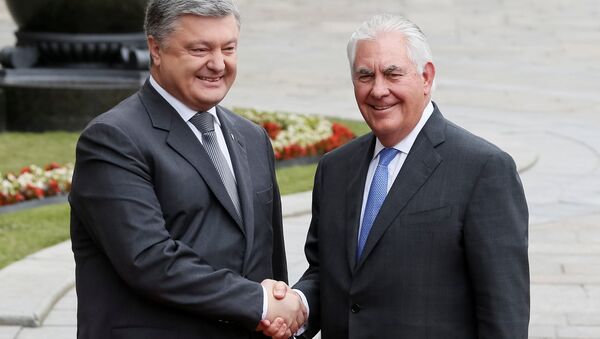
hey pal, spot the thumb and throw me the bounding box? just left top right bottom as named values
left=272, top=280, right=288, bottom=300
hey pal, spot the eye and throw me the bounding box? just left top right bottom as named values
left=222, top=46, right=236, bottom=54
left=357, top=74, right=374, bottom=82
left=189, top=48, right=208, bottom=55
left=387, top=73, right=403, bottom=80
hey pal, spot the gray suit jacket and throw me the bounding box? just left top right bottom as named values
left=295, top=103, right=529, bottom=338
left=70, top=81, right=287, bottom=339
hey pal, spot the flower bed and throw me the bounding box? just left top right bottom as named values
left=0, top=163, right=73, bottom=207
left=234, top=108, right=355, bottom=160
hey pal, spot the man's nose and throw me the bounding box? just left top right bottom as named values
left=207, top=51, right=225, bottom=72
left=370, top=76, right=390, bottom=98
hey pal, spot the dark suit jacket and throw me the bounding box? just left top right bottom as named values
left=295, top=104, right=529, bottom=339
left=69, top=81, right=287, bottom=339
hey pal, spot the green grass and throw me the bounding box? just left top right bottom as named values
left=0, top=203, right=71, bottom=269
left=276, top=163, right=319, bottom=196
left=0, top=116, right=368, bottom=269
left=0, top=132, right=79, bottom=173
left=0, top=132, right=78, bottom=174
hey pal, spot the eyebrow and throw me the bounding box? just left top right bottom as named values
left=355, top=67, right=374, bottom=76
left=186, top=38, right=238, bottom=47
left=382, top=65, right=402, bottom=73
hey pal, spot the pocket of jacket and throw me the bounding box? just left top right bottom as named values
left=403, top=206, right=452, bottom=225
left=255, top=185, right=273, bottom=204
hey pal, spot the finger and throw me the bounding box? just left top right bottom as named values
left=294, top=315, right=303, bottom=330
left=275, top=322, right=288, bottom=339
left=272, top=281, right=288, bottom=300
left=255, top=319, right=270, bottom=331
left=262, top=317, right=284, bottom=337
left=289, top=320, right=299, bottom=334
left=297, top=308, right=307, bottom=326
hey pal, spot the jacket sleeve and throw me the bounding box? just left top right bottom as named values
left=464, top=151, right=530, bottom=338
left=293, top=159, right=324, bottom=338
left=69, top=121, right=264, bottom=330
left=263, top=128, right=288, bottom=284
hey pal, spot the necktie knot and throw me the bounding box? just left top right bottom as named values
left=378, top=148, right=399, bottom=167
left=190, top=112, right=215, bottom=134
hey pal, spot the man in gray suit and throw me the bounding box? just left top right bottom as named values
left=264, top=13, right=529, bottom=339
left=69, top=0, right=305, bottom=338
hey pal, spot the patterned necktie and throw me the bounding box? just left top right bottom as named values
left=189, top=112, right=242, bottom=220
left=357, top=147, right=400, bottom=259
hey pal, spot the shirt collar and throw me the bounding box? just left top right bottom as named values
left=372, top=101, right=434, bottom=159
left=149, top=75, right=221, bottom=126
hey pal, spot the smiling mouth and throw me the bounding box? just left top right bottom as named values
left=371, top=104, right=394, bottom=111
left=197, top=76, right=223, bottom=82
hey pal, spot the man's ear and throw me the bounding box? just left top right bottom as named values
left=422, top=61, right=435, bottom=95
left=147, top=35, right=161, bottom=67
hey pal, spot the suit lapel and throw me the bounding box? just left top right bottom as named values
left=346, top=135, right=376, bottom=272
left=217, top=107, right=256, bottom=270
left=138, top=82, right=244, bottom=232
left=355, top=108, right=446, bottom=271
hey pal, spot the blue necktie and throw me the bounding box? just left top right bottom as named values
left=357, top=147, right=399, bottom=259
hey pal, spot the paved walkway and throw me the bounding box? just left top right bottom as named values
left=1, top=0, right=600, bottom=338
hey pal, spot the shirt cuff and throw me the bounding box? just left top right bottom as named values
left=261, top=286, right=268, bottom=320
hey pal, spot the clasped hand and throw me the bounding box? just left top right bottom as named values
left=256, top=279, right=307, bottom=338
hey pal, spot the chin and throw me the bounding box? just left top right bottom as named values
left=192, top=91, right=226, bottom=104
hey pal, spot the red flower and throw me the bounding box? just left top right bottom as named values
left=47, top=179, right=61, bottom=196
left=262, top=122, right=282, bottom=140
left=24, top=184, right=45, bottom=199
left=45, top=162, right=61, bottom=171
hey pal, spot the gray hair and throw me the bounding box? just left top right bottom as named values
left=145, top=0, right=241, bottom=46
left=347, top=14, right=433, bottom=74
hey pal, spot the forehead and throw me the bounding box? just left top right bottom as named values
left=170, top=14, right=239, bottom=41
left=354, top=31, right=411, bottom=68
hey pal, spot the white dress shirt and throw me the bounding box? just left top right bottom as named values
left=149, top=76, right=236, bottom=178
left=358, top=101, right=434, bottom=238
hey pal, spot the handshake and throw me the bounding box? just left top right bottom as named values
left=256, top=279, right=308, bottom=339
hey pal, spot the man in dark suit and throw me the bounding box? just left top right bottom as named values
left=264, top=13, right=529, bottom=339
left=69, top=0, right=305, bottom=338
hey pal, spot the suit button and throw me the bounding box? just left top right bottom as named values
left=351, top=304, right=361, bottom=313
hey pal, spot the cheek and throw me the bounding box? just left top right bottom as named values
left=354, top=85, right=370, bottom=103
left=225, top=60, right=237, bottom=75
